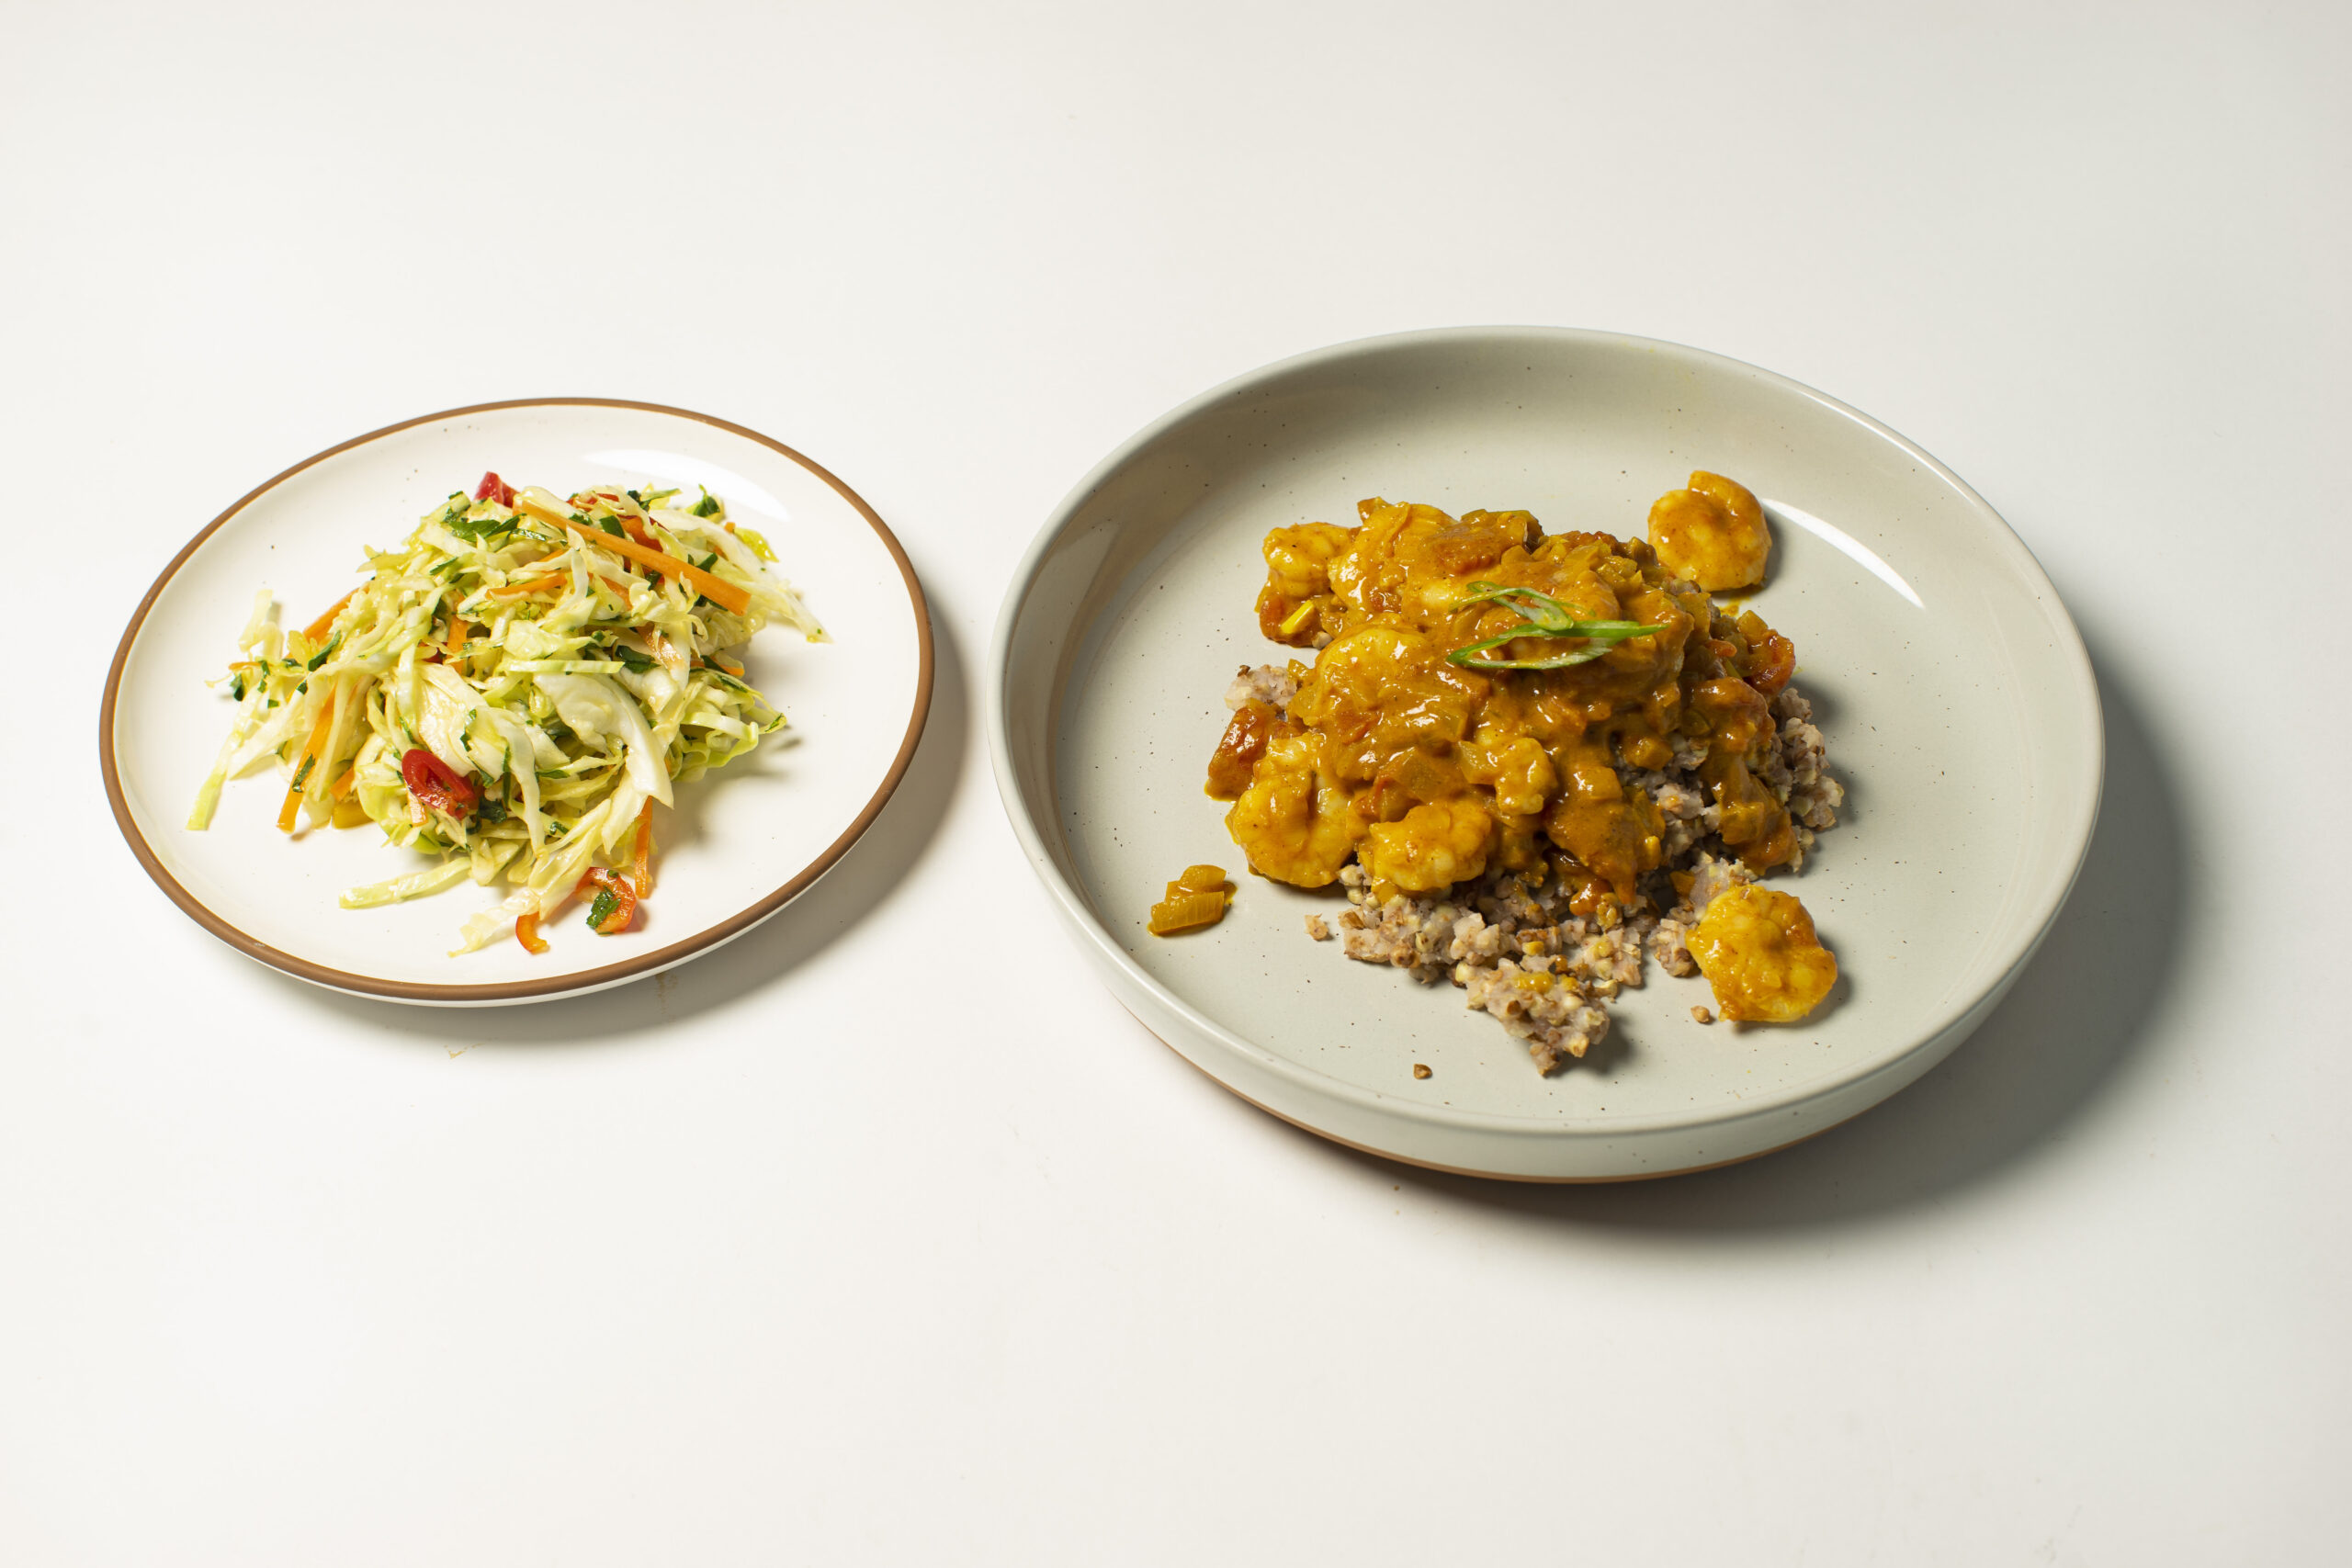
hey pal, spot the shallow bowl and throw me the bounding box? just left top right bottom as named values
left=989, top=328, right=2100, bottom=1179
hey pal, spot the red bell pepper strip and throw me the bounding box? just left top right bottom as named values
left=401, top=747, right=480, bottom=817
left=576, top=867, right=638, bottom=934
left=474, top=471, right=516, bottom=507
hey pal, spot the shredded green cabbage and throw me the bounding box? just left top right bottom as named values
left=191, top=479, right=821, bottom=953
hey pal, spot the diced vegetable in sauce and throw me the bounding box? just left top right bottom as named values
left=1148, top=864, right=1235, bottom=935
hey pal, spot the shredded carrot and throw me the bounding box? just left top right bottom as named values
left=277, top=699, right=339, bottom=833
left=514, top=495, right=752, bottom=615
left=515, top=909, right=549, bottom=955
left=487, top=571, right=563, bottom=600
left=488, top=565, right=633, bottom=600
left=446, top=617, right=469, bottom=659
left=629, top=800, right=655, bottom=898
left=330, top=766, right=356, bottom=800
left=302, top=590, right=357, bottom=643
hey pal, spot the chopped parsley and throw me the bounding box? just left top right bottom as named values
left=445, top=512, right=516, bottom=545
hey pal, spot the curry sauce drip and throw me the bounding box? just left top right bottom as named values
left=1211, top=495, right=1802, bottom=909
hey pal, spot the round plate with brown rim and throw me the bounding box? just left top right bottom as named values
left=103, top=399, right=931, bottom=1006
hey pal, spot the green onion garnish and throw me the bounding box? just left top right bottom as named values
left=1445, top=581, right=1664, bottom=671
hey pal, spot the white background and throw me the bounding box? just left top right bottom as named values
left=6, top=3, right=2345, bottom=1562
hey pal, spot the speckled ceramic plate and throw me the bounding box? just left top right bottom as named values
left=103, top=400, right=931, bottom=1005
left=989, top=328, right=2100, bottom=1179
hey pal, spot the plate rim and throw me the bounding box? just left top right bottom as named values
left=100, top=396, right=934, bottom=1004
left=989, top=324, right=2104, bottom=1145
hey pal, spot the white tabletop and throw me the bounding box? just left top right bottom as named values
left=8, top=4, right=2346, bottom=1562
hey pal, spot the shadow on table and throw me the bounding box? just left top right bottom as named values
left=1316, top=637, right=2192, bottom=1234
left=278, top=607, right=973, bottom=1047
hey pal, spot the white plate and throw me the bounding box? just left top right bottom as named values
left=104, top=399, right=932, bottom=1005
left=989, top=329, right=2101, bottom=1180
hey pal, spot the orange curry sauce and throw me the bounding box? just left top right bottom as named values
left=1204, top=479, right=1802, bottom=923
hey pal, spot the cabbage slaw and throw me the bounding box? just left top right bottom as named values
left=188, top=474, right=820, bottom=953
